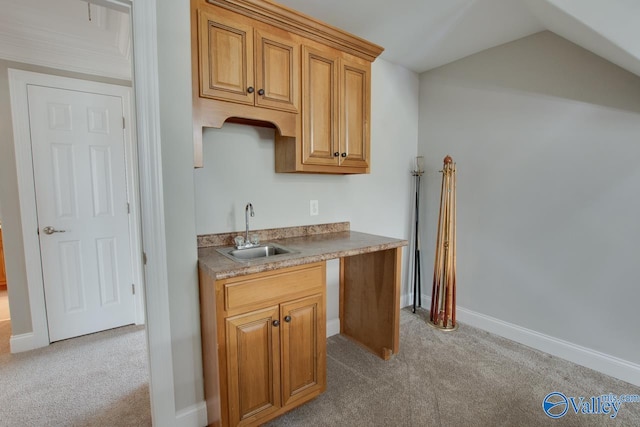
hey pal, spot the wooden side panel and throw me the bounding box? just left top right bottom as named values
left=281, top=293, right=326, bottom=406
left=340, top=248, right=401, bottom=359
left=199, top=8, right=254, bottom=104
left=198, top=267, right=222, bottom=426
left=226, top=306, right=281, bottom=426
left=302, top=46, right=338, bottom=166
left=255, top=28, right=299, bottom=113
left=339, top=58, right=370, bottom=170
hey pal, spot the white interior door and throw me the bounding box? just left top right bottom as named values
left=27, top=85, right=135, bottom=342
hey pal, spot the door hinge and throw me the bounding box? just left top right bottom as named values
left=127, top=202, right=130, bottom=214
left=131, top=284, right=136, bottom=295
left=143, top=252, right=147, bottom=265
left=122, top=116, right=125, bottom=129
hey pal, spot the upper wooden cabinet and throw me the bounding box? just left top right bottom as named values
left=288, top=46, right=370, bottom=173
left=198, top=7, right=299, bottom=112
left=191, top=0, right=383, bottom=172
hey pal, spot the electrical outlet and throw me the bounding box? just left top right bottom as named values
left=310, top=200, right=319, bottom=216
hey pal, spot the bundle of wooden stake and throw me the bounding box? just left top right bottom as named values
left=429, top=155, right=457, bottom=331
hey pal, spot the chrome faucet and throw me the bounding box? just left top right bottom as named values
left=244, top=202, right=254, bottom=245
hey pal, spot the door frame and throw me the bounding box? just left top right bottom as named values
left=8, top=70, right=145, bottom=349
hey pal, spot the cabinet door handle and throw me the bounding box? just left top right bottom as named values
left=341, top=152, right=347, bottom=157
left=272, top=319, right=280, bottom=327
left=333, top=152, right=340, bottom=157
left=258, top=88, right=265, bottom=96
left=284, top=315, right=291, bottom=323
left=247, top=87, right=255, bottom=94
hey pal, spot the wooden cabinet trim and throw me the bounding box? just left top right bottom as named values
left=206, top=0, right=384, bottom=62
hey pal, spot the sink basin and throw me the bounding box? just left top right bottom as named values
left=217, top=243, right=298, bottom=262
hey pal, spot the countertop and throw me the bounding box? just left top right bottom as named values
left=198, top=227, right=408, bottom=280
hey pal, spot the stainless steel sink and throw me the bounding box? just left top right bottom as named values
left=217, top=243, right=298, bottom=262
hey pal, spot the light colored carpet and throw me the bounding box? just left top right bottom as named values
left=266, top=308, right=640, bottom=426
left=2, top=309, right=638, bottom=426
left=0, top=325, right=150, bottom=426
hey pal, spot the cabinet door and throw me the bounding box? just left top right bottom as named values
left=339, top=58, right=370, bottom=169
left=198, top=9, right=254, bottom=105
left=301, top=46, right=339, bottom=166
left=255, top=29, right=299, bottom=113
left=281, top=294, right=326, bottom=406
left=226, top=305, right=281, bottom=426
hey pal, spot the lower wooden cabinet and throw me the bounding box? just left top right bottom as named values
left=199, top=262, right=326, bottom=427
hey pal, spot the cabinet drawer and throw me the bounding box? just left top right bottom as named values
left=223, top=263, right=324, bottom=312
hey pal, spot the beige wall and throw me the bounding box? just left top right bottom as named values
left=419, top=31, right=640, bottom=364
left=0, top=59, right=130, bottom=335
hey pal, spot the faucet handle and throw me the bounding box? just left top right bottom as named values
left=250, top=234, right=260, bottom=245
left=234, top=236, right=245, bottom=248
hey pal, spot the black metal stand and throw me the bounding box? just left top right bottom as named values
left=411, top=169, right=423, bottom=313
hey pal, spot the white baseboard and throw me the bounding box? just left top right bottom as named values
left=327, top=318, right=340, bottom=337
left=10, top=332, right=39, bottom=353
left=174, top=401, right=207, bottom=427
left=401, top=292, right=429, bottom=311
left=401, top=293, right=640, bottom=388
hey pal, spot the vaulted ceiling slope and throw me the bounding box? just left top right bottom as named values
left=277, top=0, right=640, bottom=76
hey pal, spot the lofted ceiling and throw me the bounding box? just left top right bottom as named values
left=0, top=0, right=638, bottom=81
left=277, top=0, right=640, bottom=76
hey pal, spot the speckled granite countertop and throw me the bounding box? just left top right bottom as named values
left=198, top=222, right=407, bottom=280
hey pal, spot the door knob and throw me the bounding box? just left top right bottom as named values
left=284, top=315, right=291, bottom=323
left=43, top=226, right=66, bottom=235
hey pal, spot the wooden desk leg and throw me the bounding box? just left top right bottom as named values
left=339, top=247, right=402, bottom=360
